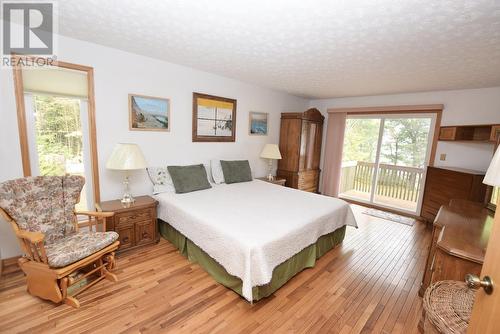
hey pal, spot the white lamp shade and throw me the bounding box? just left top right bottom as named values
left=106, top=143, right=147, bottom=170
left=484, top=146, right=500, bottom=186
left=260, top=144, right=282, bottom=159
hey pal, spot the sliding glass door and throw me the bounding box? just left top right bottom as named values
left=339, top=114, right=435, bottom=214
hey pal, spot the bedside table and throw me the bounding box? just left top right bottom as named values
left=256, top=177, right=286, bottom=186
left=96, top=195, right=159, bottom=252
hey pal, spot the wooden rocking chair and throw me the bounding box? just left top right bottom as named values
left=0, top=175, right=120, bottom=308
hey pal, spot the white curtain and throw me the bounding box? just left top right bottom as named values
left=321, top=112, right=347, bottom=197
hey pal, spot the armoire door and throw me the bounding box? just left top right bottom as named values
left=278, top=118, right=301, bottom=172
left=299, top=121, right=321, bottom=171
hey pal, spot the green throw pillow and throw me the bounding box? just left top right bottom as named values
left=220, top=160, right=253, bottom=184
left=167, top=164, right=212, bottom=193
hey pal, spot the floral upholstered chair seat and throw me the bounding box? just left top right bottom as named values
left=0, top=175, right=119, bottom=268
left=45, top=231, right=119, bottom=268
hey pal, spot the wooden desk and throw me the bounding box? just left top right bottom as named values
left=419, top=200, right=494, bottom=296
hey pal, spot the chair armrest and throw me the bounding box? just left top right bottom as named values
left=75, top=211, right=115, bottom=218
left=75, top=211, right=114, bottom=232
left=17, top=230, right=45, bottom=243
left=16, top=230, right=48, bottom=264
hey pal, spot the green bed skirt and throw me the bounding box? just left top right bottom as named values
left=158, top=220, right=346, bottom=301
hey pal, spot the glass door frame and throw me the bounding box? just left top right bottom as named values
left=340, top=112, right=437, bottom=215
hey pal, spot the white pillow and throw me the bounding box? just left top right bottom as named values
left=211, top=159, right=225, bottom=184
left=203, top=162, right=215, bottom=184
left=147, top=167, right=175, bottom=194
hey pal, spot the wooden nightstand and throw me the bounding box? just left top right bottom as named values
left=256, top=177, right=286, bottom=186
left=96, top=195, right=159, bottom=252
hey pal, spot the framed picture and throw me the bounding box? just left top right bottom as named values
left=249, top=112, right=268, bottom=135
left=129, top=94, right=170, bottom=131
left=192, top=92, right=237, bottom=142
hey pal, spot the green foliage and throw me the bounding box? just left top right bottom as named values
left=34, top=95, right=83, bottom=176
left=343, top=117, right=431, bottom=168
left=380, top=118, right=430, bottom=167
left=342, top=118, right=380, bottom=163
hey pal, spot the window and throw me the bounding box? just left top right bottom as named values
left=13, top=58, right=100, bottom=210
left=25, top=94, right=92, bottom=211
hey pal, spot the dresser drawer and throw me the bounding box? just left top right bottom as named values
left=116, top=209, right=152, bottom=227
left=426, top=169, right=472, bottom=191
left=298, top=170, right=319, bottom=190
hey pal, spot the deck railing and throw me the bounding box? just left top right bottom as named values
left=340, top=161, right=424, bottom=203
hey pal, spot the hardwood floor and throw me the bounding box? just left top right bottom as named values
left=0, top=206, right=431, bottom=334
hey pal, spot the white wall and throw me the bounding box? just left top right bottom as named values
left=2, top=36, right=499, bottom=259
left=310, top=87, right=500, bottom=178
left=0, top=35, right=308, bottom=258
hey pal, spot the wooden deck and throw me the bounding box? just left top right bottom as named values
left=341, top=190, right=418, bottom=212
left=0, top=205, right=431, bottom=334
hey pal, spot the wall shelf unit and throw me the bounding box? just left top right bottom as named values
left=439, top=124, right=500, bottom=142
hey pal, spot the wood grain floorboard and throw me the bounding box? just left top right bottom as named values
left=0, top=205, right=431, bottom=334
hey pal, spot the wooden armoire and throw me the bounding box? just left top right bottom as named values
left=277, top=108, right=324, bottom=192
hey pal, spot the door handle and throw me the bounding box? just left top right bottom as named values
left=465, top=274, right=494, bottom=295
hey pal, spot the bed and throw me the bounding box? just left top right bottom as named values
left=154, top=179, right=357, bottom=302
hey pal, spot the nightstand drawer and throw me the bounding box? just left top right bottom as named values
left=135, top=220, right=155, bottom=246
left=116, top=223, right=135, bottom=250
left=117, top=209, right=152, bottom=226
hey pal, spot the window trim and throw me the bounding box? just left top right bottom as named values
left=487, top=137, right=500, bottom=212
left=12, top=56, right=101, bottom=204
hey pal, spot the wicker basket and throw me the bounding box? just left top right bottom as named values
left=423, top=280, right=475, bottom=334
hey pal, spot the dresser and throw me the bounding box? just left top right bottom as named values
left=419, top=200, right=494, bottom=297
left=420, top=166, right=487, bottom=222
left=97, top=196, right=159, bottom=252
left=277, top=108, right=324, bottom=192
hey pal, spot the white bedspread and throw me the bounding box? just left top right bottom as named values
left=154, top=180, right=357, bottom=301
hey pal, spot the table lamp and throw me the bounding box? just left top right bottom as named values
left=484, top=145, right=500, bottom=185
left=106, top=143, right=147, bottom=206
left=260, top=144, right=282, bottom=181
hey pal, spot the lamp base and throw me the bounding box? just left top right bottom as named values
left=267, top=159, right=274, bottom=181
left=121, top=194, right=135, bottom=208
left=121, top=175, right=135, bottom=208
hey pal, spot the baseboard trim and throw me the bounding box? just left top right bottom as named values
left=1, top=256, right=21, bottom=276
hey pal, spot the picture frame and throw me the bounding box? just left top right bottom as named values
left=192, top=92, right=237, bottom=142
left=129, top=94, right=170, bottom=132
left=249, top=112, right=268, bottom=136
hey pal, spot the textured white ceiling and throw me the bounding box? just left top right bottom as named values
left=58, top=0, right=500, bottom=98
